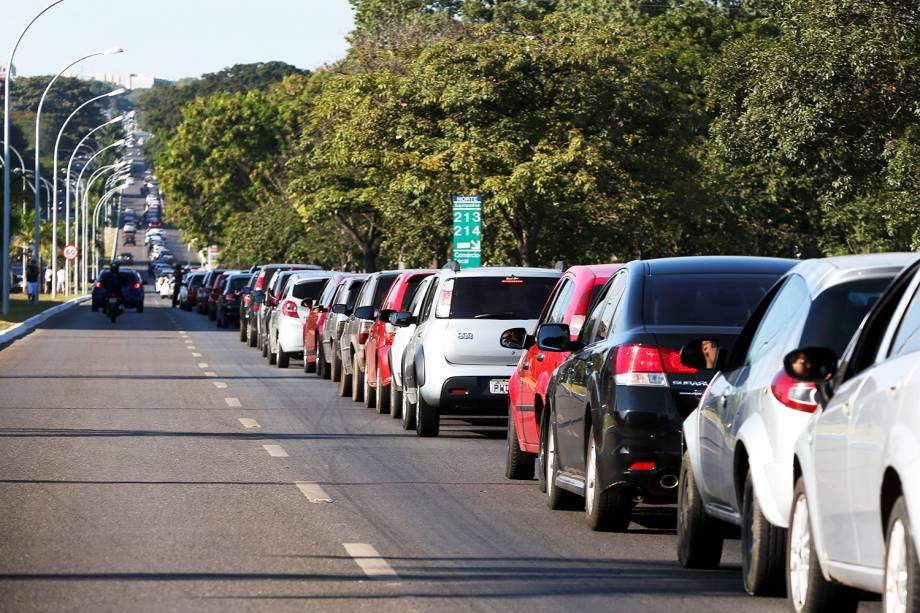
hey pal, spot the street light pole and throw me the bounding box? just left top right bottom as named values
left=92, top=182, right=126, bottom=279
left=2, top=0, right=66, bottom=315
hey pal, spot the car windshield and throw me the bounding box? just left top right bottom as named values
left=447, top=276, right=559, bottom=319
left=643, top=274, right=775, bottom=327
left=292, top=279, right=327, bottom=300
left=800, top=276, right=895, bottom=355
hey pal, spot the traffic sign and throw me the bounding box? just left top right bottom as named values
left=452, top=196, right=482, bottom=268
left=62, top=244, right=79, bottom=261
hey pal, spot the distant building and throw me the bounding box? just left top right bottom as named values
left=0, top=63, right=16, bottom=81
left=80, top=72, right=171, bottom=90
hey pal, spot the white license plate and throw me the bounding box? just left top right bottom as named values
left=489, top=379, right=509, bottom=394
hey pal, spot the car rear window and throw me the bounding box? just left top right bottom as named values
left=292, top=279, right=327, bottom=300
left=372, top=274, right=399, bottom=307
left=188, top=274, right=204, bottom=288
left=643, top=274, right=776, bottom=327
left=445, top=276, right=559, bottom=319
left=98, top=272, right=138, bottom=285
left=799, top=276, right=894, bottom=356
left=229, top=276, right=250, bottom=292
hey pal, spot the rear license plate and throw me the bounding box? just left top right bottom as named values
left=489, top=379, right=509, bottom=394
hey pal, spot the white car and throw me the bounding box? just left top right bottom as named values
left=788, top=259, right=920, bottom=613
left=268, top=272, right=334, bottom=368
left=395, top=264, right=561, bottom=437
left=677, top=254, right=915, bottom=595
left=389, top=274, right=436, bottom=426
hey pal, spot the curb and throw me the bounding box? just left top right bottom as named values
left=0, top=295, right=91, bottom=350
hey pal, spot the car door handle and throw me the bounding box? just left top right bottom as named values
left=841, top=403, right=850, bottom=417
left=720, top=395, right=727, bottom=409
left=536, top=354, right=545, bottom=362
left=890, top=384, right=900, bottom=394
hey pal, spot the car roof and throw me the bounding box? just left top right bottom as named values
left=565, top=263, right=623, bottom=278
left=787, top=253, right=920, bottom=295
left=642, top=256, right=796, bottom=276
left=443, top=266, right=561, bottom=278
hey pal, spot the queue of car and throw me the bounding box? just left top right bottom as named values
left=168, top=252, right=920, bottom=613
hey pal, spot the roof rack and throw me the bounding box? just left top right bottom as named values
left=442, top=260, right=461, bottom=272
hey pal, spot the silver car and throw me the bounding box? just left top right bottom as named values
left=395, top=264, right=561, bottom=437
left=267, top=272, right=334, bottom=368
left=323, top=275, right=368, bottom=383
left=786, top=259, right=920, bottom=612
left=678, top=254, right=915, bottom=596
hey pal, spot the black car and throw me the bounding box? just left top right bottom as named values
left=216, top=273, right=252, bottom=329
left=243, top=263, right=321, bottom=348
left=536, top=256, right=794, bottom=531
left=196, top=269, right=225, bottom=314
left=92, top=268, right=145, bottom=312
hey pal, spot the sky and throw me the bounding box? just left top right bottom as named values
left=0, top=0, right=355, bottom=81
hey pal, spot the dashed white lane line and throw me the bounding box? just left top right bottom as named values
left=198, top=362, right=209, bottom=369
left=213, top=381, right=227, bottom=388
left=295, top=482, right=334, bottom=504
left=344, top=543, right=398, bottom=579
left=225, top=397, right=241, bottom=408
left=184, top=340, right=192, bottom=344
left=238, top=418, right=260, bottom=429
left=204, top=371, right=217, bottom=378
left=187, top=346, right=197, bottom=350
left=262, top=444, right=288, bottom=457
left=192, top=352, right=202, bottom=357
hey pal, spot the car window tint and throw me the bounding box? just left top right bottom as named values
left=801, top=276, right=894, bottom=357
left=229, top=277, right=250, bottom=292
left=644, top=274, right=775, bottom=327
left=591, top=271, right=628, bottom=343
left=408, top=278, right=431, bottom=315
left=345, top=280, right=366, bottom=308
left=373, top=274, right=399, bottom=307
left=546, top=279, right=574, bottom=324
left=746, top=275, right=809, bottom=364
left=419, top=278, right=440, bottom=323
left=399, top=276, right=426, bottom=311
left=354, top=279, right=374, bottom=307
left=291, top=279, right=327, bottom=301
left=890, top=286, right=920, bottom=358
left=319, top=278, right=342, bottom=307
left=447, top=276, right=558, bottom=319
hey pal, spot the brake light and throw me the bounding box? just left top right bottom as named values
left=358, top=320, right=372, bottom=345
left=770, top=370, right=818, bottom=413
left=436, top=278, right=454, bottom=318
left=95, top=281, right=102, bottom=289
left=133, top=282, right=141, bottom=289
left=281, top=300, right=299, bottom=318
left=629, top=461, right=657, bottom=471
left=242, top=293, right=251, bottom=307
left=613, top=344, right=692, bottom=387
left=252, top=303, right=260, bottom=312
left=255, top=273, right=265, bottom=290
left=225, top=292, right=235, bottom=301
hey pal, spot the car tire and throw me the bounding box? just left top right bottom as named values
left=585, top=426, right=631, bottom=532
left=240, top=323, right=247, bottom=343
left=262, top=338, right=269, bottom=358
left=338, top=355, right=352, bottom=397
left=267, top=343, right=277, bottom=365
left=677, top=450, right=725, bottom=569
left=544, top=411, right=578, bottom=510
left=884, top=497, right=920, bottom=613
left=363, top=364, right=374, bottom=408
left=277, top=347, right=289, bottom=369
left=414, top=387, right=439, bottom=437
left=208, top=309, right=216, bottom=321
left=137, top=303, right=144, bottom=313
left=401, top=384, right=415, bottom=430
left=91, top=304, right=98, bottom=312
left=787, top=476, right=857, bottom=613
left=505, top=402, right=536, bottom=480
left=742, top=469, right=787, bottom=596
left=390, top=383, right=402, bottom=419
left=316, top=343, right=328, bottom=379
left=375, top=370, right=389, bottom=415
left=248, top=327, right=258, bottom=348
left=331, top=351, right=342, bottom=383
left=352, top=353, right=365, bottom=403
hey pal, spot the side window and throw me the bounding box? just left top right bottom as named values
left=419, top=278, right=440, bottom=323
left=355, top=279, right=373, bottom=307
left=408, top=279, right=430, bottom=316
left=583, top=271, right=627, bottom=345
left=544, top=279, right=574, bottom=325
left=890, top=287, right=920, bottom=358
left=746, top=275, right=809, bottom=364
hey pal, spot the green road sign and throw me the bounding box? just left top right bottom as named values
left=452, top=195, right=482, bottom=268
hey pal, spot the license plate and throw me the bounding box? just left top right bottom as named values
left=489, top=379, right=509, bottom=394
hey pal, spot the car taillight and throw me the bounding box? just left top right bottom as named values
left=252, top=303, right=260, bottom=312
left=225, top=293, right=235, bottom=301
left=255, top=275, right=265, bottom=290
left=281, top=300, right=299, bottom=318
left=436, top=278, right=454, bottom=318
left=133, top=282, right=141, bottom=289
left=95, top=281, right=102, bottom=289
left=358, top=320, right=372, bottom=345
left=242, top=294, right=251, bottom=307
left=629, top=461, right=657, bottom=471
left=384, top=322, right=396, bottom=344
left=770, top=370, right=818, bottom=413
left=612, top=344, right=691, bottom=387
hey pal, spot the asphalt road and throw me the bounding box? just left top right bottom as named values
left=0, top=169, right=882, bottom=612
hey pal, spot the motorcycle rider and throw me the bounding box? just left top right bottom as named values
left=104, top=263, right=125, bottom=314
left=172, top=263, right=184, bottom=308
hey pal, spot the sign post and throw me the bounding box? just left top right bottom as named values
left=452, top=196, right=482, bottom=268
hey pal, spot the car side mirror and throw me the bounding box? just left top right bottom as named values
left=784, top=347, right=838, bottom=383
left=390, top=311, right=415, bottom=327
left=300, top=298, right=314, bottom=309
left=354, top=305, right=377, bottom=321
left=377, top=308, right=394, bottom=323
left=680, top=338, right=724, bottom=371
left=536, top=323, right=575, bottom=352
left=331, top=303, right=351, bottom=315
left=312, top=304, right=327, bottom=313
left=500, top=327, right=529, bottom=350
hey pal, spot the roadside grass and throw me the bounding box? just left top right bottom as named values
left=0, top=293, right=72, bottom=331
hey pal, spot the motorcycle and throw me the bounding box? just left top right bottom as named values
left=106, top=292, right=124, bottom=323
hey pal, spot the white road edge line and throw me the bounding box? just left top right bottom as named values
left=238, top=418, right=260, bottom=429
left=213, top=381, right=227, bottom=389
left=225, top=397, right=242, bottom=408
left=295, top=481, right=334, bottom=504
left=343, top=543, right=398, bottom=579
left=262, top=444, right=288, bottom=457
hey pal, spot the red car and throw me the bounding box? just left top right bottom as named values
left=505, top=263, right=623, bottom=480
left=303, top=273, right=353, bottom=377
left=207, top=272, right=231, bottom=321
left=362, top=269, right=435, bottom=414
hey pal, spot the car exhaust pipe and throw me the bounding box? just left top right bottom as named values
left=659, top=474, right=679, bottom=490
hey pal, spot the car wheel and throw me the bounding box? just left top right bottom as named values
left=262, top=337, right=269, bottom=358
left=267, top=342, right=277, bottom=365
left=884, top=497, right=920, bottom=613
left=276, top=346, right=289, bottom=369
left=317, top=343, right=328, bottom=379
left=137, top=303, right=144, bottom=313
left=352, top=353, right=365, bottom=403
left=677, top=449, right=724, bottom=569
left=544, top=411, right=578, bottom=510
left=390, top=382, right=402, bottom=419
left=363, top=365, right=375, bottom=409
left=414, top=387, right=439, bottom=437
left=338, top=355, right=352, bottom=397
left=505, top=402, right=536, bottom=480
left=91, top=303, right=98, bottom=312
left=742, top=469, right=787, bottom=595
left=787, top=476, right=857, bottom=613
left=248, top=327, right=258, bottom=348
left=585, top=426, right=631, bottom=531
left=331, top=350, right=342, bottom=383
left=375, top=370, right=390, bottom=415
left=240, top=323, right=247, bottom=343
left=401, top=384, right=415, bottom=430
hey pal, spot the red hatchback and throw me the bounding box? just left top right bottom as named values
left=504, top=263, right=623, bottom=480
left=303, top=273, right=353, bottom=377
left=362, top=269, right=435, bottom=414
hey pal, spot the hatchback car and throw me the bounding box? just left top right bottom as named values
left=196, top=270, right=225, bottom=314
left=245, top=264, right=322, bottom=348
left=216, top=273, right=252, bottom=329
left=677, top=254, right=913, bottom=595
left=537, top=256, right=793, bottom=531
left=786, top=258, right=920, bottom=613
left=503, top=264, right=622, bottom=480
left=91, top=268, right=145, bottom=312
left=267, top=273, right=334, bottom=367
left=390, top=275, right=437, bottom=425
left=394, top=264, right=561, bottom=437
left=181, top=272, right=205, bottom=311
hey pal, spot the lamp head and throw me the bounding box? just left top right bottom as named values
left=107, top=87, right=126, bottom=97
left=101, top=47, right=124, bottom=55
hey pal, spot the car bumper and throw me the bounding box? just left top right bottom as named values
left=597, top=414, right=683, bottom=504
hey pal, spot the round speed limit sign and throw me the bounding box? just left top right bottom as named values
left=62, top=243, right=79, bottom=261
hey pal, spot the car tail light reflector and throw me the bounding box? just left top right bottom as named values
left=133, top=282, right=141, bottom=289
left=629, top=461, right=657, bottom=471
left=770, top=370, right=818, bottom=413
left=255, top=273, right=266, bottom=290
left=436, top=278, right=454, bottom=318
left=281, top=300, right=299, bottom=318
left=225, top=293, right=235, bottom=301
left=449, top=388, right=468, bottom=395
left=613, top=344, right=670, bottom=387
left=95, top=281, right=102, bottom=289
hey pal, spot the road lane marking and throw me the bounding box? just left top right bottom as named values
left=213, top=381, right=227, bottom=389
left=198, top=362, right=209, bottom=368
left=225, top=397, right=241, bottom=408
left=238, top=418, right=260, bottom=429
left=344, top=543, right=398, bottom=578
left=295, top=482, right=334, bottom=504
left=204, top=371, right=217, bottom=377
left=262, top=444, right=288, bottom=457
left=187, top=346, right=197, bottom=350
left=184, top=340, right=192, bottom=344
left=192, top=352, right=202, bottom=357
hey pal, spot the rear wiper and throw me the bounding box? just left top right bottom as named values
left=473, top=311, right=518, bottom=319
